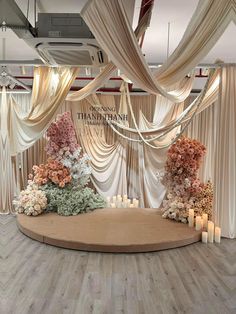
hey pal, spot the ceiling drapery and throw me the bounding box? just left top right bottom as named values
left=81, top=0, right=236, bottom=90
left=81, top=0, right=195, bottom=102
left=9, top=67, right=78, bottom=155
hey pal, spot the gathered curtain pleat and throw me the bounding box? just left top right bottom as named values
left=9, top=67, right=78, bottom=155
left=184, top=96, right=217, bottom=183
left=214, top=65, right=236, bottom=238
left=0, top=88, right=15, bottom=213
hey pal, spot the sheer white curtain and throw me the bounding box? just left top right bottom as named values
left=214, top=65, right=236, bottom=238
left=68, top=96, right=128, bottom=197
left=0, top=88, right=15, bottom=213
left=184, top=96, right=217, bottom=183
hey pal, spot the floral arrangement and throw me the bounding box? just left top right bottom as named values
left=161, top=136, right=213, bottom=223
left=15, top=112, right=105, bottom=216
left=30, top=158, right=72, bottom=188
left=13, top=181, right=47, bottom=216
left=45, top=111, right=79, bottom=158
left=41, top=184, right=106, bottom=216
left=45, top=112, right=92, bottom=187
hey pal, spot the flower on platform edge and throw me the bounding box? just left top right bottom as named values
left=13, top=182, right=47, bottom=216
left=160, top=136, right=213, bottom=223
left=31, top=158, right=72, bottom=188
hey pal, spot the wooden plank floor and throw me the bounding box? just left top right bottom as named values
left=1, top=215, right=236, bottom=314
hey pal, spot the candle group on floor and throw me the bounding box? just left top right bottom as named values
left=188, top=209, right=221, bottom=244
left=107, top=195, right=139, bottom=208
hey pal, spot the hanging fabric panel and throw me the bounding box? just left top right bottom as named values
left=81, top=0, right=195, bottom=102
left=214, top=65, right=236, bottom=238
left=9, top=67, right=78, bottom=155
left=82, top=0, right=235, bottom=91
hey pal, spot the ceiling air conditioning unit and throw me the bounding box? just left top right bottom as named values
left=25, top=13, right=108, bottom=67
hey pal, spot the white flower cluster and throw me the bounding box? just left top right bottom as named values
left=13, top=181, right=47, bottom=216
left=61, top=148, right=92, bottom=186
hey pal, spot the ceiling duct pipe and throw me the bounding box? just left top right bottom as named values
left=0, top=0, right=36, bottom=38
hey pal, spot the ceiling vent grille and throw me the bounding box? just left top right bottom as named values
left=24, top=14, right=108, bottom=67
left=25, top=38, right=108, bottom=67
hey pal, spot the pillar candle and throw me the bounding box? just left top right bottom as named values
left=112, top=196, right=117, bottom=203
left=117, top=197, right=122, bottom=207
left=188, top=216, right=194, bottom=227
left=123, top=194, right=128, bottom=201
left=126, top=199, right=131, bottom=207
left=116, top=201, right=122, bottom=208
left=208, top=221, right=214, bottom=243
left=189, top=209, right=194, bottom=216
left=106, top=196, right=111, bottom=207
left=214, top=227, right=221, bottom=243
left=188, top=209, right=194, bottom=227
left=202, top=213, right=208, bottom=230
left=195, top=216, right=202, bottom=231
left=130, top=204, right=134, bottom=208
left=202, top=231, right=208, bottom=243
left=133, top=200, right=139, bottom=208
left=110, top=203, right=116, bottom=208
left=201, top=218, right=204, bottom=229
left=117, top=194, right=121, bottom=199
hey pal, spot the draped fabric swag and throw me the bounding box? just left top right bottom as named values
left=81, top=0, right=195, bottom=102
left=9, top=67, right=78, bottom=155
left=81, top=0, right=236, bottom=89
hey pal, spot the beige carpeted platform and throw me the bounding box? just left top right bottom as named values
left=17, top=208, right=201, bottom=253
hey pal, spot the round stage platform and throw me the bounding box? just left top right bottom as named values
left=17, top=208, right=201, bottom=253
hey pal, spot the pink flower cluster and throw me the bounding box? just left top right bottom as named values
left=30, top=158, right=72, bottom=188
left=45, top=112, right=79, bottom=158
left=162, top=137, right=206, bottom=197
left=161, top=137, right=213, bottom=223
left=193, top=181, right=213, bottom=218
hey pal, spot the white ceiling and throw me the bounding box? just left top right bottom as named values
left=1, top=0, right=236, bottom=64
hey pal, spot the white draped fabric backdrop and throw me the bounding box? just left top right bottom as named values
left=0, top=0, right=236, bottom=238
left=2, top=64, right=236, bottom=239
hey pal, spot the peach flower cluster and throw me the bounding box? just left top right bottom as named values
left=193, top=181, right=213, bottom=218
left=13, top=181, right=47, bottom=216
left=161, top=137, right=213, bottom=223
left=162, top=136, right=206, bottom=195
left=30, top=158, right=71, bottom=188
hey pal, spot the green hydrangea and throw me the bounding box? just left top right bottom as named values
left=41, top=183, right=106, bottom=216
